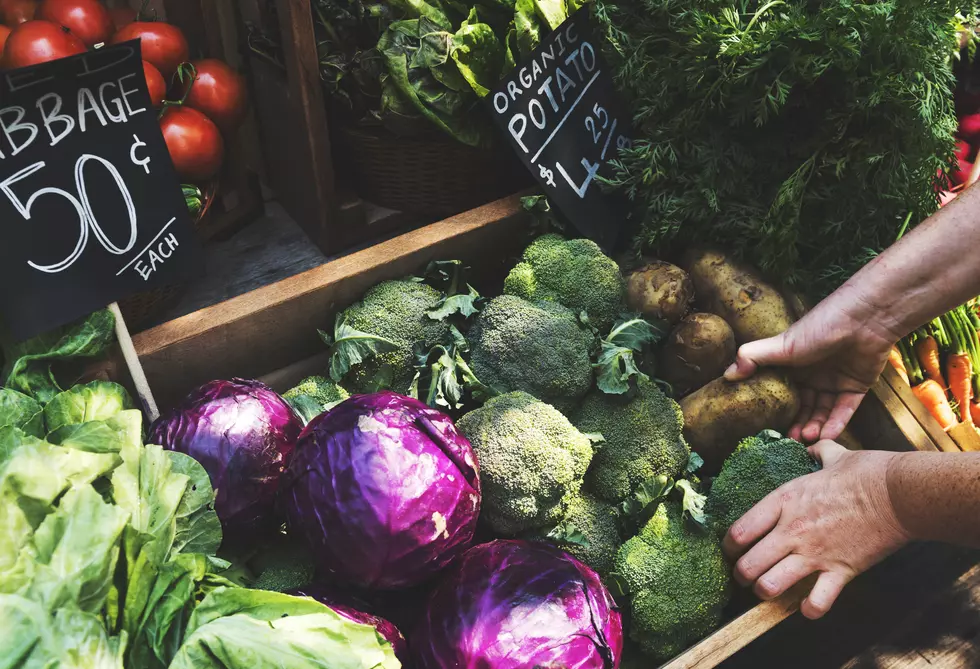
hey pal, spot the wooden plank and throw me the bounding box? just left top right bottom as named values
left=881, top=364, right=960, bottom=452
left=850, top=375, right=939, bottom=453
left=659, top=577, right=817, bottom=669
left=840, top=563, right=980, bottom=669
left=949, top=422, right=980, bottom=452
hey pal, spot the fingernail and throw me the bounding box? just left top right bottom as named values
left=724, top=364, right=738, bottom=378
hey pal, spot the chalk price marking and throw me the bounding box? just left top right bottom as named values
left=488, top=7, right=633, bottom=247
left=0, top=42, right=201, bottom=340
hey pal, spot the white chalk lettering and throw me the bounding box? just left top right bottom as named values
left=36, top=93, right=75, bottom=146
left=77, top=88, right=108, bottom=132
left=0, top=107, right=38, bottom=157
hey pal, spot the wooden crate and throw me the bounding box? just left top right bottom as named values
left=110, top=0, right=266, bottom=242
left=233, top=0, right=529, bottom=256
left=92, top=194, right=941, bottom=668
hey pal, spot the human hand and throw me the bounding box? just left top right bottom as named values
left=724, top=286, right=899, bottom=442
left=723, top=441, right=910, bottom=619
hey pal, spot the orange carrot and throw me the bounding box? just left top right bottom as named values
left=912, top=379, right=958, bottom=430
left=888, top=346, right=909, bottom=385
left=972, top=402, right=980, bottom=425
left=915, top=335, right=944, bottom=386
left=948, top=352, right=973, bottom=425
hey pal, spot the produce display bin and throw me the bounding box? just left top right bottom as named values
left=110, top=0, right=265, bottom=243
left=233, top=0, right=529, bottom=257
left=88, top=194, right=945, bottom=669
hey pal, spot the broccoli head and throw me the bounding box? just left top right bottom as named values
left=526, top=492, right=622, bottom=575
left=467, top=295, right=594, bottom=412
left=341, top=279, right=450, bottom=394
left=706, top=430, right=819, bottom=535
left=614, top=502, right=731, bottom=660
left=457, top=392, right=593, bottom=535
left=572, top=380, right=690, bottom=503
left=504, top=234, right=627, bottom=332
left=283, top=376, right=350, bottom=424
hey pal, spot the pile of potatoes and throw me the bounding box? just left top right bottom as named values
left=626, top=249, right=801, bottom=473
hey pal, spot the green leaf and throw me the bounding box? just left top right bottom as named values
left=322, top=316, right=399, bottom=383
left=2, top=310, right=116, bottom=405
left=0, top=388, right=43, bottom=438
left=593, top=341, right=648, bottom=395
left=427, top=284, right=483, bottom=320
left=605, top=572, right=630, bottom=598
left=545, top=521, right=590, bottom=547
left=686, top=452, right=705, bottom=474
left=26, top=485, right=129, bottom=612
left=167, top=452, right=223, bottom=558
left=605, top=317, right=668, bottom=352
left=676, top=479, right=707, bottom=528
left=43, top=381, right=134, bottom=435
left=618, top=474, right=672, bottom=525
left=172, top=589, right=402, bottom=669
left=451, top=7, right=505, bottom=98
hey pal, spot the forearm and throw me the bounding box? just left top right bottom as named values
left=833, top=184, right=980, bottom=339
left=886, top=451, right=980, bottom=547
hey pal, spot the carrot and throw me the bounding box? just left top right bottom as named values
left=888, top=346, right=909, bottom=385
left=915, top=335, right=944, bottom=386
left=972, top=402, right=980, bottom=425
left=948, top=352, right=973, bottom=425
left=912, top=379, right=958, bottom=430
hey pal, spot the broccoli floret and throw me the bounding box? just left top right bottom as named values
left=457, top=392, right=593, bottom=535
left=341, top=280, right=450, bottom=394
left=614, top=502, right=731, bottom=660
left=503, top=234, right=627, bottom=331
left=251, top=544, right=316, bottom=593
left=706, top=430, right=819, bottom=536
left=572, top=380, right=690, bottom=503
left=527, top=492, right=622, bottom=575
left=467, top=295, right=593, bottom=412
left=283, top=376, right=350, bottom=424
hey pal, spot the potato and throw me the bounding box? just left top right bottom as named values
left=625, top=260, right=694, bottom=325
left=680, top=370, right=800, bottom=475
left=658, top=313, right=736, bottom=397
left=683, top=249, right=794, bottom=344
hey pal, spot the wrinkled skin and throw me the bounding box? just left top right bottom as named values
left=149, top=378, right=301, bottom=534
left=289, top=585, right=410, bottom=664
left=281, top=392, right=481, bottom=589
left=413, top=540, right=623, bottom=669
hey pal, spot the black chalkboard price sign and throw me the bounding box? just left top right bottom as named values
left=488, top=7, right=632, bottom=250
left=0, top=42, right=202, bottom=340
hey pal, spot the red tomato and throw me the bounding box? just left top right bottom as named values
left=2, top=0, right=36, bottom=25
left=108, top=5, right=134, bottom=31
left=175, top=58, right=248, bottom=133
left=110, top=21, right=187, bottom=77
left=143, top=59, right=165, bottom=107
left=160, top=106, right=224, bottom=182
left=37, top=0, right=112, bottom=47
left=956, top=139, right=972, bottom=163
left=3, top=19, right=84, bottom=68
left=0, top=24, right=10, bottom=56
left=959, top=113, right=980, bottom=143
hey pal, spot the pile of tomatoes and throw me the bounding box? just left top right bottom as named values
left=0, top=0, right=247, bottom=187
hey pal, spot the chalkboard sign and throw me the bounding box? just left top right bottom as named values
left=0, top=42, right=202, bottom=340
left=488, top=7, right=633, bottom=250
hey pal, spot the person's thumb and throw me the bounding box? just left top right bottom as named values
left=724, top=334, right=791, bottom=381
left=807, top=439, right=847, bottom=467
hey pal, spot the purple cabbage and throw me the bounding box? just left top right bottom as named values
left=280, top=392, right=481, bottom=590
left=289, top=585, right=410, bottom=663
left=412, top=540, right=624, bottom=669
left=149, top=378, right=302, bottom=533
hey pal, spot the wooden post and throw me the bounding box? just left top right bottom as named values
left=108, top=302, right=160, bottom=422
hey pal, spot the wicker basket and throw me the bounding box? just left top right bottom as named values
left=117, top=184, right=218, bottom=331
left=333, top=124, right=532, bottom=217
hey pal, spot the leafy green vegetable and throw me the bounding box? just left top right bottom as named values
left=598, top=0, right=963, bottom=295
left=0, top=389, right=43, bottom=438
left=451, top=7, right=506, bottom=97
left=593, top=317, right=667, bottom=395
left=170, top=588, right=402, bottom=669
left=2, top=310, right=115, bottom=404
left=320, top=316, right=400, bottom=383
left=283, top=376, right=350, bottom=425
left=42, top=382, right=134, bottom=435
